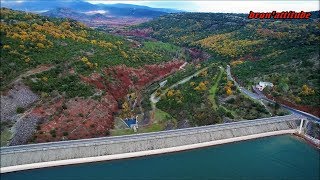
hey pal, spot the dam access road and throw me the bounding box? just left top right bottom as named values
left=226, top=65, right=320, bottom=123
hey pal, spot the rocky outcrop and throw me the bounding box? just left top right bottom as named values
left=1, top=83, right=39, bottom=122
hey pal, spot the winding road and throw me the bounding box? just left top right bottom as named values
left=150, top=66, right=209, bottom=105
left=1, top=64, right=318, bottom=161
left=226, top=65, right=320, bottom=122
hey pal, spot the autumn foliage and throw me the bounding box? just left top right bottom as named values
left=197, top=32, right=263, bottom=58
left=224, top=81, right=233, bottom=96
left=301, top=84, right=315, bottom=96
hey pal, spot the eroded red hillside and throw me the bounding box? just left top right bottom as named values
left=30, top=60, right=184, bottom=143
left=82, top=60, right=185, bottom=99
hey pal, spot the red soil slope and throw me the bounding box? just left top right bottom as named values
left=81, top=61, right=184, bottom=99
left=31, top=60, right=184, bottom=143
left=114, top=28, right=153, bottom=38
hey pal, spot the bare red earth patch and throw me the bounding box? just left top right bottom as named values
left=114, top=28, right=154, bottom=38
left=31, top=60, right=184, bottom=143
left=82, top=60, right=185, bottom=100
left=187, top=48, right=211, bottom=62
left=32, top=94, right=118, bottom=143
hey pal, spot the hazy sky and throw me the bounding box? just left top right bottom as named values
left=87, top=1, right=319, bottom=13
left=2, top=0, right=319, bottom=13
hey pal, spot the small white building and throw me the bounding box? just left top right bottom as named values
left=179, top=62, right=188, bottom=70
left=159, top=80, right=168, bottom=87
left=256, top=81, right=274, bottom=91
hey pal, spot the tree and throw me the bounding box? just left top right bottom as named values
left=226, top=81, right=233, bottom=87
left=294, top=96, right=301, bottom=103
left=81, top=57, right=89, bottom=63
left=60, top=22, right=71, bottom=30
left=301, top=84, right=315, bottom=96
left=226, top=87, right=232, bottom=96
left=198, top=82, right=207, bottom=91
left=37, top=43, right=45, bottom=49
left=194, top=82, right=207, bottom=91
left=3, top=45, right=10, bottom=49
left=42, top=76, right=48, bottom=82
left=274, top=102, right=280, bottom=110
left=121, top=51, right=129, bottom=59
left=193, top=107, right=221, bottom=126
left=120, top=101, right=132, bottom=118
left=16, top=107, right=25, bottom=114
left=24, top=57, right=31, bottom=63
left=167, top=89, right=175, bottom=97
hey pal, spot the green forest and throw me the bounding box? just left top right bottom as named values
left=137, top=12, right=320, bottom=111
left=0, top=8, right=187, bottom=90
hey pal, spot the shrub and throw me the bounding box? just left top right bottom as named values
left=62, top=104, right=67, bottom=110
left=16, top=107, right=25, bottom=114
left=50, top=129, right=56, bottom=137
left=50, top=129, right=56, bottom=134
left=274, top=102, right=281, bottom=110
left=226, top=98, right=235, bottom=104
left=226, top=111, right=234, bottom=119
left=105, top=130, right=110, bottom=136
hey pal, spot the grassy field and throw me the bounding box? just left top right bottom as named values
left=111, top=108, right=175, bottom=136
left=208, top=67, right=223, bottom=110
left=154, top=108, right=175, bottom=123
left=1, top=128, right=12, bottom=146
left=110, top=123, right=165, bottom=136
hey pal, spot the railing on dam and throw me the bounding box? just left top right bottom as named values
left=1, top=114, right=300, bottom=155
left=1, top=113, right=308, bottom=172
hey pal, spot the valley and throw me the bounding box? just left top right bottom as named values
left=0, top=6, right=319, bottom=147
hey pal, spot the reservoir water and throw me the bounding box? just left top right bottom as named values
left=2, top=135, right=319, bottom=179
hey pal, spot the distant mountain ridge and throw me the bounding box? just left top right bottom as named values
left=42, top=7, right=88, bottom=19
left=40, top=7, right=157, bottom=29
left=2, top=0, right=181, bottom=18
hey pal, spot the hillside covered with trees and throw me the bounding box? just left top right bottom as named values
left=136, top=12, right=320, bottom=116
left=0, top=8, right=188, bottom=144
left=1, top=8, right=319, bottom=146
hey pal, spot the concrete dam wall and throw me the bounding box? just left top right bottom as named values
left=1, top=115, right=300, bottom=170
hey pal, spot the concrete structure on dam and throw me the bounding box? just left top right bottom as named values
left=0, top=114, right=317, bottom=173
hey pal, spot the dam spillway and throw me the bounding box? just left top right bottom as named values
left=1, top=115, right=303, bottom=172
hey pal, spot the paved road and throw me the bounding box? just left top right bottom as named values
left=150, top=66, right=209, bottom=104
left=0, top=114, right=299, bottom=154
left=262, top=98, right=320, bottom=122
left=226, top=65, right=260, bottom=99
left=226, top=65, right=320, bottom=122
left=1, top=65, right=316, bottom=155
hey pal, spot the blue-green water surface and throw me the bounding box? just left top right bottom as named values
left=2, top=135, right=319, bottom=180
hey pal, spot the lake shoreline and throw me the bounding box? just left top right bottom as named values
left=294, top=133, right=320, bottom=149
